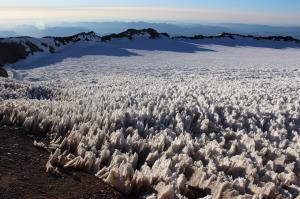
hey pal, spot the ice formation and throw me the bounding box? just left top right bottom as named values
left=0, top=35, right=300, bottom=199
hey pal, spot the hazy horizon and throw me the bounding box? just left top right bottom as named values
left=1, top=21, right=300, bottom=39
left=1, top=0, right=300, bottom=28
left=1, top=1, right=300, bottom=38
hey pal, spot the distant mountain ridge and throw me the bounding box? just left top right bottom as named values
left=3, top=22, right=300, bottom=39
left=0, top=28, right=299, bottom=77
left=174, top=32, right=299, bottom=42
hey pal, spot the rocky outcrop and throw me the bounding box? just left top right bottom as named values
left=49, top=31, right=101, bottom=47
left=0, top=41, right=29, bottom=66
left=0, top=31, right=100, bottom=67
left=0, top=67, right=8, bottom=77
left=219, top=32, right=300, bottom=42
left=174, top=32, right=300, bottom=43
left=0, top=37, right=50, bottom=68
left=101, top=28, right=169, bottom=42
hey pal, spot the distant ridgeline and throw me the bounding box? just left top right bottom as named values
left=174, top=32, right=300, bottom=42
left=0, top=28, right=299, bottom=77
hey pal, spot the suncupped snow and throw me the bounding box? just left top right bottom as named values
left=0, top=33, right=300, bottom=199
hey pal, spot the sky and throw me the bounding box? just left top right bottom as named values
left=1, top=0, right=300, bottom=27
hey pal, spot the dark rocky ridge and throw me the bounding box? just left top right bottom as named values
left=50, top=31, right=100, bottom=47
left=0, top=28, right=299, bottom=77
left=101, top=28, right=169, bottom=42
left=174, top=32, right=300, bottom=42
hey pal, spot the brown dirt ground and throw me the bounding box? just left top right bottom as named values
left=0, top=127, right=126, bottom=199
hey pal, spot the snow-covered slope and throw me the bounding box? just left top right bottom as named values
left=0, top=29, right=169, bottom=69
left=0, top=30, right=300, bottom=199
left=0, top=31, right=101, bottom=67
left=1, top=29, right=299, bottom=69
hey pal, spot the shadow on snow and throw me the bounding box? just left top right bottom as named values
left=13, top=39, right=215, bottom=70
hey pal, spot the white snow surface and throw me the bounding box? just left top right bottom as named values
left=1, top=37, right=300, bottom=199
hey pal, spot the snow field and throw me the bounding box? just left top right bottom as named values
left=1, top=40, right=300, bottom=198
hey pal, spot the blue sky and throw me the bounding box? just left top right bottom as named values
left=1, top=0, right=300, bottom=26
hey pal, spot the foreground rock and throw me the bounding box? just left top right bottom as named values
left=0, top=67, right=8, bottom=77
left=0, top=127, right=125, bottom=199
